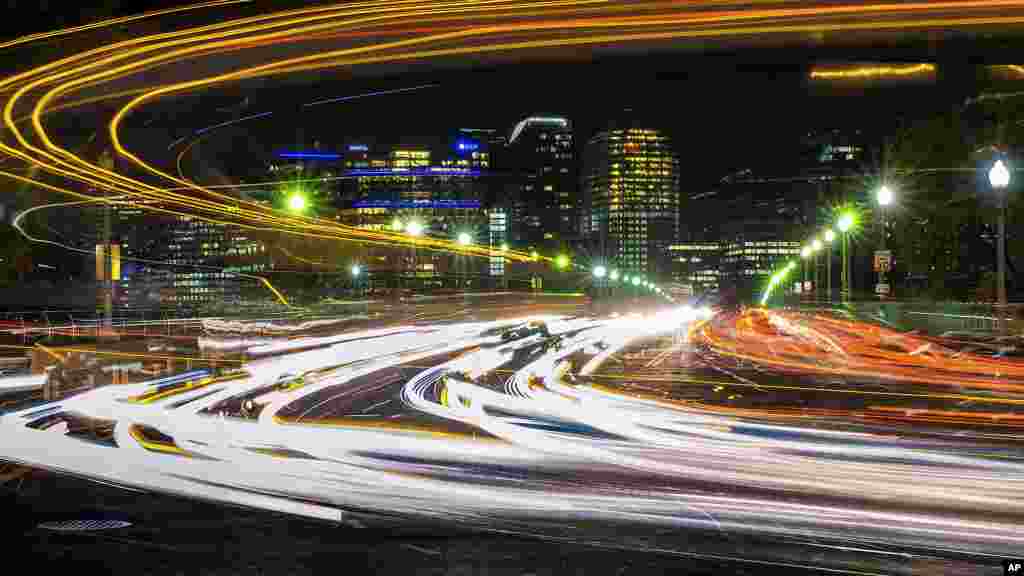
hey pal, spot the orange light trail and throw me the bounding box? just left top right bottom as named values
left=695, top=309, right=1024, bottom=394
left=3, top=0, right=1024, bottom=268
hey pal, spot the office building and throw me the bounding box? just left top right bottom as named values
left=667, top=242, right=721, bottom=296
left=720, top=220, right=801, bottom=298
left=503, top=116, right=577, bottom=252
left=336, top=133, right=493, bottom=289
left=583, top=122, right=679, bottom=280
left=161, top=216, right=268, bottom=309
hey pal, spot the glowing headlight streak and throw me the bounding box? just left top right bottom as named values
left=810, top=63, right=936, bottom=79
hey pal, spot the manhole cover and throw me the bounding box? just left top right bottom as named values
left=38, top=519, right=132, bottom=531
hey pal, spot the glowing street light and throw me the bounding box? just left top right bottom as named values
left=391, top=219, right=404, bottom=232
left=990, top=159, right=1011, bottom=189
left=500, top=243, right=509, bottom=251
left=837, top=212, right=855, bottom=233
left=990, top=159, right=1012, bottom=315
left=530, top=250, right=539, bottom=260
left=609, top=270, right=620, bottom=281
left=555, top=254, right=570, bottom=269
left=351, top=264, right=361, bottom=277
left=824, top=229, right=836, bottom=243
left=631, top=276, right=641, bottom=286
left=287, top=193, right=306, bottom=212
left=812, top=238, right=823, bottom=251
left=836, top=212, right=856, bottom=301
left=405, top=220, right=424, bottom=236
left=877, top=185, right=893, bottom=207
left=800, top=246, right=812, bottom=259
left=593, top=265, right=607, bottom=278
left=457, top=231, right=472, bottom=245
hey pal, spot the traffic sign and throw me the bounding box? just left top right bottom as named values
left=874, top=250, right=892, bottom=272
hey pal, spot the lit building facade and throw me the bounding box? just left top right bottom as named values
left=89, top=198, right=168, bottom=312
left=583, top=124, right=679, bottom=280
left=667, top=242, right=721, bottom=296
left=503, top=116, right=577, bottom=252
left=336, top=134, right=493, bottom=289
left=160, top=217, right=268, bottom=309
left=720, top=220, right=801, bottom=298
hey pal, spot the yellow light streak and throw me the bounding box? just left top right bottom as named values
left=810, top=63, right=936, bottom=79
left=5, top=0, right=1024, bottom=273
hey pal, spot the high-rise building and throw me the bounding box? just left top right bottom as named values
left=583, top=123, right=679, bottom=280
left=504, top=116, right=577, bottom=252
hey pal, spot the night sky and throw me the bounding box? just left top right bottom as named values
left=3, top=2, right=974, bottom=192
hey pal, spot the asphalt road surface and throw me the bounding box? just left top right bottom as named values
left=2, top=305, right=1021, bottom=575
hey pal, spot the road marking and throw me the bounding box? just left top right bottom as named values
left=362, top=398, right=391, bottom=413
left=401, top=543, right=441, bottom=556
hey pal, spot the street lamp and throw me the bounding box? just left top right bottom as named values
left=555, top=254, right=569, bottom=269
left=876, top=185, right=894, bottom=299
left=287, top=193, right=306, bottom=212
left=405, top=220, right=424, bottom=236
left=837, top=213, right=854, bottom=233
left=351, top=264, right=362, bottom=298
left=876, top=185, right=893, bottom=207
left=593, top=265, right=607, bottom=278
left=457, top=231, right=472, bottom=246
left=631, top=276, right=641, bottom=286
left=990, top=159, right=1011, bottom=315
left=500, top=243, right=509, bottom=251
left=823, top=228, right=836, bottom=302
left=610, top=270, right=620, bottom=281
left=837, top=212, right=855, bottom=302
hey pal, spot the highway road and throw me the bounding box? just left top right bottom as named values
left=3, top=305, right=1024, bottom=574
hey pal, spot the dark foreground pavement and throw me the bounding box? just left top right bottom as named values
left=0, top=469, right=907, bottom=576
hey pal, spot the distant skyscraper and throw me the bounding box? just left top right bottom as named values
left=583, top=123, right=679, bottom=279
left=504, top=116, right=576, bottom=251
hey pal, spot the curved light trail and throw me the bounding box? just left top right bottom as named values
left=1, top=0, right=1023, bottom=264
left=4, top=4, right=1024, bottom=572
left=3, top=308, right=1024, bottom=573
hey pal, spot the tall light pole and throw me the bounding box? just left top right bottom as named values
left=876, top=185, right=893, bottom=299
left=837, top=213, right=854, bottom=302
left=593, top=265, right=607, bottom=302
left=811, top=238, right=823, bottom=302
left=990, top=159, right=1011, bottom=319
left=824, top=229, right=835, bottom=302
left=351, top=264, right=362, bottom=298
left=800, top=245, right=811, bottom=297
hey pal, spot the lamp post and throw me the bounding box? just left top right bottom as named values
left=990, top=159, right=1011, bottom=325
left=351, top=264, right=362, bottom=299
left=876, top=185, right=893, bottom=299
left=811, top=238, right=823, bottom=301
left=824, top=229, right=835, bottom=302
left=837, top=213, right=854, bottom=302
left=404, top=220, right=423, bottom=295
left=800, top=246, right=811, bottom=299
